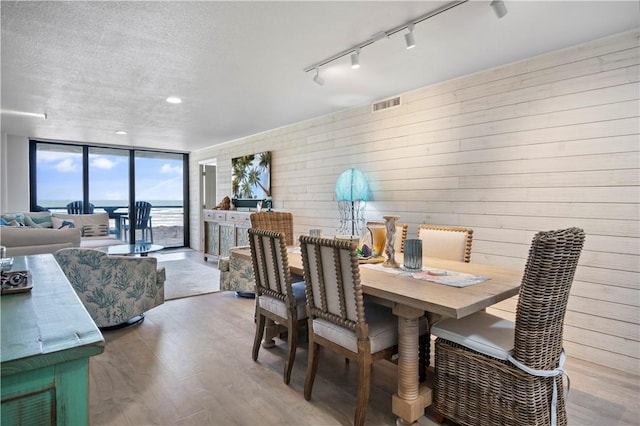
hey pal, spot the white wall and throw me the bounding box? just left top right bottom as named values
left=0, top=134, right=30, bottom=212
left=190, top=30, right=640, bottom=373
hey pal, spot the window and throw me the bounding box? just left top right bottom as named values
left=30, top=140, right=189, bottom=248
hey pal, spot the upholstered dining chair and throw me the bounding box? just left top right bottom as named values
left=66, top=201, right=95, bottom=214
left=248, top=228, right=307, bottom=384
left=431, top=227, right=585, bottom=426
left=250, top=212, right=294, bottom=246
left=122, top=201, right=153, bottom=243
left=366, top=221, right=408, bottom=254
left=299, top=235, right=401, bottom=426
left=417, top=224, right=473, bottom=263
left=416, top=224, right=474, bottom=374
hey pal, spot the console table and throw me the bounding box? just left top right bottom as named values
left=202, top=209, right=251, bottom=261
left=1, top=254, right=105, bottom=425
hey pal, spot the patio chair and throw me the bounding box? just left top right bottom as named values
left=432, top=227, right=585, bottom=426
left=66, top=201, right=95, bottom=214
left=249, top=228, right=307, bottom=384
left=122, top=201, right=153, bottom=243
left=299, top=235, right=406, bottom=426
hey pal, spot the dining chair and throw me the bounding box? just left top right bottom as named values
left=249, top=228, right=307, bottom=384
left=250, top=212, right=294, bottom=246
left=366, top=221, right=408, bottom=254
left=431, top=227, right=585, bottom=426
left=416, top=224, right=474, bottom=374
left=417, top=224, right=473, bottom=263
left=66, top=201, right=95, bottom=214
left=122, top=201, right=153, bottom=243
left=299, top=235, right=401, bottom=426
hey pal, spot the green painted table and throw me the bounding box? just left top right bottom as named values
left=1, top=254, right=105, bottom=426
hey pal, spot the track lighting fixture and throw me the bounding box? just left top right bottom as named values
left=351, top=48, right=360, bottom=69
left=303, top=0, right=468, bottom=83
left=313, top=66, right=324, bottom=86
left=490, top=0, right=507, bottom=18
left=404, top=24, right=416, bottom=49
left=0, top=109, right=47, bottom=120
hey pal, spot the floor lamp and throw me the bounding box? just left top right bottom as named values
left=335, top=168, right=369, bottom=238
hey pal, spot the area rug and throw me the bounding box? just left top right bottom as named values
left=158, top=259, right=220, bottom=300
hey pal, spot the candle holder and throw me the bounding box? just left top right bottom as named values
left=403, top=239, right=423, bottom=270
left=382, top=215, right=400, bottom=268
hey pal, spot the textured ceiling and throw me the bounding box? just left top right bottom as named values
left=1, top=1, right=638, bottom=152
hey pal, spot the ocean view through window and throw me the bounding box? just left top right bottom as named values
left=30, top=141, right=189, bottom=248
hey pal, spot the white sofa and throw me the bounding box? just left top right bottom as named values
left=1, top=211, right=122, bottom=256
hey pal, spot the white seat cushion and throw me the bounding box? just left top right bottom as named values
left=312, top=302, right=398, bottom=353
left=258, top=281, right=307, bottom=320
left=431, top=311, right=514, bottom=360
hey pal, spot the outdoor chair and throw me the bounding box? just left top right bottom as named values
left=432, top=227, right=585, bottom=426
left=249, top=228, right=307, bottom=384
left=66, top=201, right=95, bottom=214
left=122, top=201, right=153, bottom=243
left=299, top=235, right=419, bottom=426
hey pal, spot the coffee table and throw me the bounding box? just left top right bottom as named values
left=106, top=243, right=164, bottom=256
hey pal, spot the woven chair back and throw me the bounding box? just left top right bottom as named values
left=248, top=228, right=294, bottom=306
left=417, top=224, right=473, bottom=263
left=514, top=227, right=585, bottom=370
left=250, top=212, right=294, bottom=246
left=299, top=236, right=368, bottom=336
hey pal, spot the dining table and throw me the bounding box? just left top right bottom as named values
left=232, top=247, right=523, bottom=425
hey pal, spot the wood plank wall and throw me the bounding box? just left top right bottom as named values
left=190, top=30, right=640, bottom=373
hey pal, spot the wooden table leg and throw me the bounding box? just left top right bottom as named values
left=392, top=304, right=432, bottom=425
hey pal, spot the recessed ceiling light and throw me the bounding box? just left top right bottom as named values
left=115, top=130, right=128, bottom=135
left=166, top=97, right=182, bottom=104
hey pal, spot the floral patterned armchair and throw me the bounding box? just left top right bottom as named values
left=219, top=246, right=255, bottom=296
left=54, top=248, right=165, bottom=328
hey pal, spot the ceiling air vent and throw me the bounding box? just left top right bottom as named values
left=372, top=96, right=401, bottom=113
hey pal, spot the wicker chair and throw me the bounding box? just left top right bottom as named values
left=299, top=235, right=401, bottom=426
left=250, top=212, right=294, bottom=246
left=249, top=228, right=307, bottom=384
left=432, top=227, right=585, bottom=426
left=417, top=224, right=473, bottom=263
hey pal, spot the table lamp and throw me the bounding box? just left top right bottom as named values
left=335, top=168, right=369, bottom=239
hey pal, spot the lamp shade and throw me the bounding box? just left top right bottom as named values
left=335, top=168, right=369, bottom=201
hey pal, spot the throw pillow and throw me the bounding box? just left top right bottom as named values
left=24, top=213, right=53, bottom=228
left=82, top=224, right=109, bottom=237
left=0, top=218, right=7, bottom=226
left=1, top=213, right=25, bottom=226
left=52, top=217, right=75, bottom=229
left=24, top=216, right=44, bottom=228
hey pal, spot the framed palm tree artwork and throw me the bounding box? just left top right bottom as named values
left=231, top=151, right=271, bottom=208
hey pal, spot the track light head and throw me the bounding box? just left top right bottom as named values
left=490, top=0, right=507, bottom=18
left=313, top=66, right=324, bottom=86
left=405, top=24, right=416, bottom=49
left=351, top=48, right=360, bottom=69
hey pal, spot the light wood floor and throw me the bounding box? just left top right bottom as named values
left=89, top=251, right=640, bottom=426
